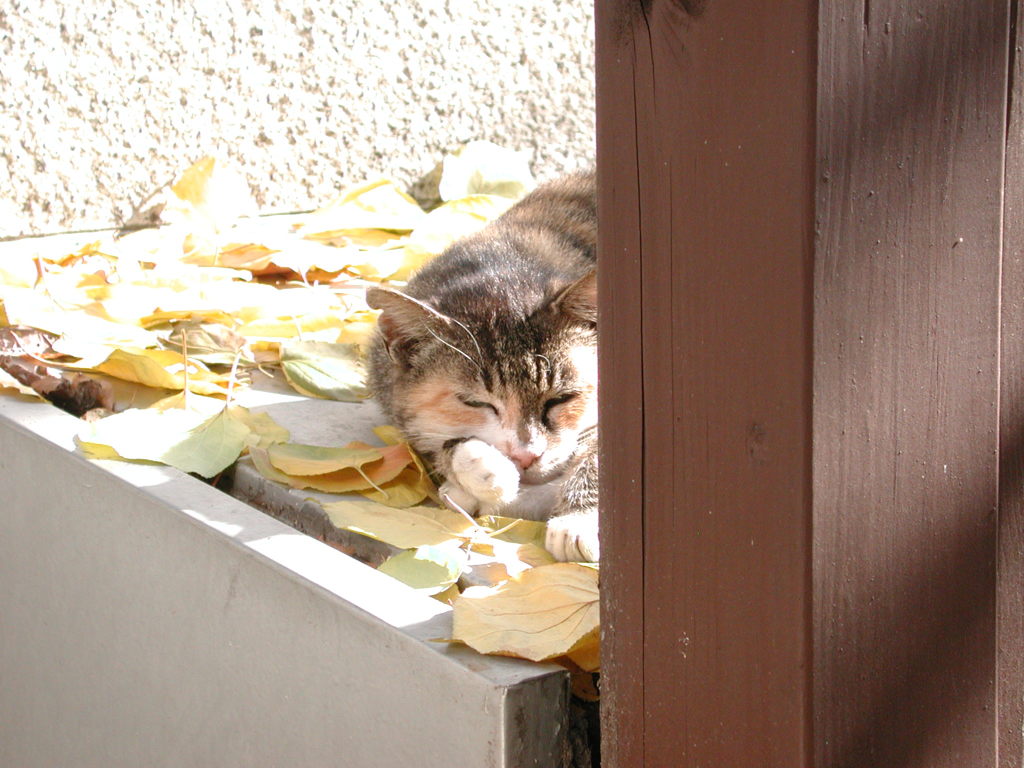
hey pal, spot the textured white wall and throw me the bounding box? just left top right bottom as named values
left=0, top=0, right=595, bottom=235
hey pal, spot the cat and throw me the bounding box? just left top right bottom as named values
left=365, top=170, right=599, bottom=562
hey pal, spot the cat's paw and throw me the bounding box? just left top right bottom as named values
left=545, top=511, right=599, bottom=562
left=449, top=439, right=520, bottom=509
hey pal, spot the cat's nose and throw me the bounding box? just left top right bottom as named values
left=509, top=448, right=540, bottom=470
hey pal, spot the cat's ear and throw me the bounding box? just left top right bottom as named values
left=551, top=269, right=597, bottom=325
left=366, top=286, right=452, bottom=348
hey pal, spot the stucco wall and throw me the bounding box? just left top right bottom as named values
left=0, top=0, right=595, bottom=236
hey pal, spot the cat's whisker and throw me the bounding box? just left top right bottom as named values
left=423, top=324, right=481, bottom=371
left=449, top=316, right=484, bottom=363
left=442, top=493, right=477, bottom=525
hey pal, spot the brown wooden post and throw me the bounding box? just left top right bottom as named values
left=597, top=0, right=817, bottom=764
left=596, top=1, right=1020, bottom=766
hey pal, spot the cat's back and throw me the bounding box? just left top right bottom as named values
left=403, top=170, right=596, bottom=322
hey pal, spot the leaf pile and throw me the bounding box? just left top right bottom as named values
left=319, top=493, right=600, bottom=672
left=0, top=143, right=599, bottom=672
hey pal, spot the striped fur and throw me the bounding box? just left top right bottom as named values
left=366, top=171, right=599, bottom=561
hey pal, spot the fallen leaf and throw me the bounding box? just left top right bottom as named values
left=160, top=321, right=254, bottom=366
left=258, top=441, right=413, bottom=494
left=438, top=141, right=536, bottom=202
left=280, top=341, right=369, bottom=401
left=321, top=499, right=476, bottom=549
left=297, top=179, right=426, bottom=239
left=452, top=562, right=599, bottom=664
left=355, top=464, right=434, bottom=506
left=89, top=347, right=230, bottom=395
left=400, top=194, right=515, bottom=279
left=77, top=399, right=253, bottom=477
left=165, top=156, right=256, bottom=233
left=565, top=631, right=601, bottom=674
left=232, top=408, right=290, bottom=449
left=268, top=441, right=391, bottom=476
left=476, top=515, right=549, bottom=547
left=0, top=325, right=59, bottom=358
left=248, top=445, right=295, bottom=484
left=378, top=544, right=468, bottom=596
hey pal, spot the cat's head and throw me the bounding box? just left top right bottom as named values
left=367, top=271, right=597, bottom=486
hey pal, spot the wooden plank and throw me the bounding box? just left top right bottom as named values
left=595, top=0, right=645, bottom=764
left=814, top=3, right=1008, bottom=766
left=1000, top=3, right=1024, bottom=766
left=596, top=1, right=816, bottom=764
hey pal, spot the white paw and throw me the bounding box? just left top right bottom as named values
left=545, top=511, right=600, bottom=562
left=450, top=439, right=520, bottom=508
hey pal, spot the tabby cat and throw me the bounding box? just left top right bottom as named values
left=366, top=170, right=599, bottom=561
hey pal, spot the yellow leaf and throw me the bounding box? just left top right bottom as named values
left=476, top=516, right=549, bottom=547
left=304, top=228, right=407, bottom=249
left=235, top=312, right=345, bottom=340
left=565, top=631, right=601, bottom=673
left=167, top=156, right=256, bottom=232
left=432, top=583, right=462, bottom=606
left=186, top=242, right=278, bottom=272
left=0, top=289, right=157, bottom=348
left=92, top=347, right=230, bottom=395
left=437, top=141, right=537, bottom=202
left=0, top=251, right=40, bottom=288
left=248, top=445, right=295, bottom=485
left=297, top=179, right=426, bottom=237
left=363, top=424, right=438, bottom=505
left=140, top=309, right=238, bottom=329
left=399, top=194, right=515, bottom=280
left=268, top=442, right=388, bottom=476
left=321, top=499, right=476, bottom=549
left=356, top=464, right=434, bottom=507
left=231, top=408, right=289, bottom=449
left=452, top=563, right=599, bottom=664
left=372, top=425, right=405, bottom=445
left=336, top=311, right=380, bottom=350
left=260, top=441, right=414, bottom=494
left=342, top=244, right=414, bottom=281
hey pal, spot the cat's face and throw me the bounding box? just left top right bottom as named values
left=397, top=324, right=597, bottom=485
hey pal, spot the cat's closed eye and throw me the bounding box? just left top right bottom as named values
left=542, top=392, right=578, bottom=425
left=458, top=395, right=499, bottom=416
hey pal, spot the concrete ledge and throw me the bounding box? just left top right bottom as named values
left=0, top=394, right=568, bottom=767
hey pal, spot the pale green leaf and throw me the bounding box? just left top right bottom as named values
left=77, top=403, right=252, bottom=477
left=378, top=544, right=467, bottom=595
left=280, top=341, right=369, bottom=401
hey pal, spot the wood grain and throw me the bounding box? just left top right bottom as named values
left=595, top=0, right=645, bottom=764
left=814, top=2, right=1009, bottom=766
left=597, top=0, right=816, bottom=764
left=598, top=1, right=1017, bottom=765
left=1000, top=3, right=1024, bottom=766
